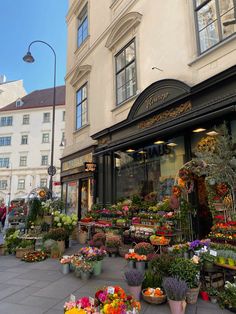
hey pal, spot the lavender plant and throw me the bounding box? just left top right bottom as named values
left=124, top=269, right=144, bottom=286
left=163, top=277, right=188, bottom=301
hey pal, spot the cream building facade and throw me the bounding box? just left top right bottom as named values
left=0, top=86, right=65, bottom=204
left=62, top=0, right=236, bottom=219
left=0, top=78, right=26, bottom=109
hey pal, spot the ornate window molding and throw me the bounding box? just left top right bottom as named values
left=66, top=0, right=87, bottom=24
left=70, top=64, right=92, bottom=88
left=105, top=12, right=142, bottom=50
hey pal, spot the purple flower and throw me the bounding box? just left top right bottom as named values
left=190, top=240, right=201, bottom=250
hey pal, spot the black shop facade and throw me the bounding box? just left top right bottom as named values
left=92, top=65, right=236, bottom=238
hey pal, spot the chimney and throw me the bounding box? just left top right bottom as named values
left=0, top=75, right=6, bottom=84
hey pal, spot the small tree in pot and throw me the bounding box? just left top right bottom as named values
left=124, top=269, right=144, bottom=301
left=163, top=277, right=188, bottom=314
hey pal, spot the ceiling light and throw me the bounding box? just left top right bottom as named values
left=193, top=128, right=206, bottom=133
left=167, top=141, right=177, bottom=147
left=138, top=150, right=146, bottom=154
left=206, top=131, right=218, bottom=136
left=154, top=140, right=165, bottom=144
left=126, top=149, right=135, bottom=153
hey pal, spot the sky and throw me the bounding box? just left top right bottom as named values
left=0, top=0, right=68, bottom=94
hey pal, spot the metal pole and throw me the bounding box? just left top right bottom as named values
left=26, top=40, right=57, bottom=197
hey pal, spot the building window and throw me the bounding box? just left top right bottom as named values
left=40, top=178, right=47, bottom=187
left=18, top=179, right=25, bottom=190
left=23, top=114, right=30, bottom=125
left=77, top=5, right=88, bottom=47
left=195, top=0, right=236, bottom=53
left=116, top=40, right=137, bottom=105
left=43, top=112, right=50, bottom=123
left=0, top=180, right=7, bottom=190
left=41, top=155, right=48, bottom=166
left=21, top=135, right=28, bottom=145
left=19, top=156, right=27, bottom=167
left=62, top=111, right=66, bottom=121
left=0, top=158, right=9, bottom=168
left=0, top=116, right=13, bottom=127
left=0, top=136, right=11, bottom=146
left=76, top=84, right=88, bottom=129
left=42, top=133, right=50, bottom=143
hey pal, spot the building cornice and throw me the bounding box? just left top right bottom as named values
left=66, top=0, right=87, bottom=24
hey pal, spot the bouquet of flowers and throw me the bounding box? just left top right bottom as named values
left=60, top=255, right=72, bottom=264
left=75, top=260, right=93, bottom=273
left=64, top=296, right=98, bottom=314
left=53, top=211, right=78, bottom=234
left=22, top=250, right=47, bottom=262
left=79, top=247, right=106, bottom=261
left=189, top=239, right=210, bottom=251
left=95, top=285, right=141, bottom=313
left=125, top=252, right=147, bottom=261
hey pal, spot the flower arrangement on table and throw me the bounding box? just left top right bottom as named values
left=79, top=246, right=106, bottom=261
left=21, top=250, right=47, bottom=262
left=95, top=285, right=141, bottom=314
left=125, top=252, right=147, bottom=261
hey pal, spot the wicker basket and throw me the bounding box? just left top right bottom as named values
left=142, top=289, right=167, bottom=304
left=15, top=246, right=34, bottom=259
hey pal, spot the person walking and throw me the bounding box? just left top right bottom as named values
left=0, top=201, right=7, bottom=230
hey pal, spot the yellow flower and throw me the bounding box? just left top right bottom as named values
left=103, top=304, right=109, bottom=313
left=65, top=309, right=86, bottom=314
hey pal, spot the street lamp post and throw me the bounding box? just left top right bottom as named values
left=23, top=40, right=57, bottom=196
left=6, top=162, right=12, bottom=210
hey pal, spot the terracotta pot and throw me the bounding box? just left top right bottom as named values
left=186, top=286, right=200, bottom=304
left=128, top=285, right=142, bottom=301
left=57, top=240, right=65, bottom=255
left=168, top=299, right=186, bottom=314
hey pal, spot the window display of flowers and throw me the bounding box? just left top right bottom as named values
left=79, top=246, right=106, bottom=261
left=53, top=211, right=78, bottom=234
left=95, top=285, right=141, bottom=313
left=21, top=250, right=47, bottom=262
left=125, top=252, right=147, bottom=261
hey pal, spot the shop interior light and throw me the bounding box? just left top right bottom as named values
left=138, top=150, right=146, bottom=154
left=167, top=140, right=177, bottom=147
left=126, top=149, right=135, bottom=153
left=154, top=140, right=165, bottom=144
left=193, top=128, right=206, bottom=133
left=206, top=131, right=218, bottom=136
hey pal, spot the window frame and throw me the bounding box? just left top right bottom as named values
left=76, top=83, right=88, bottom=130
left=0, top=136, right=11, bottom=146
left=0, top=180, right=7, bottom=190
left=43, top=112, right=51, bottom=123
left=115, top=39, right=137, bottom=106
left=42, top=133, right=50, bottom=143
left=62, top=111, right=66, bottom=121
left=0, top=158, right=9, bottom=168
left=41, top=155, right=49, bottom=166
left=194, top=0, right=236, bottom=54
left=21, top=135, right=28, bottom=145
left=77, top=4, right=88, bottom=48
left=40, top=178, right=47, bottom=187
left=22, top=114, right=30, bottom=125
left=17, top=179, right=25, bottom=190
left=19, top=156, right=27, bottom=167
left=0, top=116, right=13, bottom=127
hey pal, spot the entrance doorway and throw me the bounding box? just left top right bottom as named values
left=78, top=179, right=90, bottom=219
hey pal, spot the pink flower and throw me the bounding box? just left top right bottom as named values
left=123, top=205, right=129, bottom=212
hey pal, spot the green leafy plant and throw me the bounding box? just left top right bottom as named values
left=207, top=287, right=218, bottom=297
left=16, top=240, right=34, bottom=249
left=43, top=228, right=68, bottom=242
left=142, top=269, right=163, bottom=289
left=218, top=281, right=236, bottom=309
left=4, top=230, right=21, bottom=254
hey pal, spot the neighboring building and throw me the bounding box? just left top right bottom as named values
left=0, top=86, right=65, bottom=204
left=62, top=0, right=236, bottom=229
left=0, top=76, right=26, bottom=109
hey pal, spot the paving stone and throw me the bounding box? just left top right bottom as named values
left=0, top=271, right=20, bottom=282
left=44, top=309, right=62, bottom=314
left=0, top=285, right=24, bottom=300
left=0, top=302, right=45, bottom=314
left=18, top=295, right=60, bottom=310
left=5, top=278, right=35, bottom=286
left=2, top=286, right=41, bottom=303
left=30, top=280, right=51, bottom=288
left=16, top=269, right=63, bottom=282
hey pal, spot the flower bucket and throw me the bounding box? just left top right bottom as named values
left=135, top=261, right=145, bottom=273
left=210, top=296, right=217, bottom=304
left=228, top=258, right=235, bottom=266
left=218, top=257, right=226, bottom=264
left=61, top=263, right=70, bottom=275
left=128, top=260, right=135, bottom=269
left=168, top=299, right=186, bottom=314
left=93, top=260, right=102, bottom=276
left=81, top=272, right=90, bottom=281
left=74, top=267, right=81, bottom=278
left=200, top=291, right=209, bottom=301
left=128, top=285, right=142, bottom=301
left=186, top=286, right=200, bottom=304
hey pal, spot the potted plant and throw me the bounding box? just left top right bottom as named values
left=200, top=251, right=217, bottom=271
left=15, top=240, right=34, bottom=259
left=90, top=232, right=106, bottom=248
left=75, top=260, right=93, bottom=281
left=60, top=256, right=71, bottom=275
left=218, top=280, right=236, bottom=311
left=169, top=257, right=200, bottom=304
left=163, top=277, right=188, bottom=314
left=124, top=269, right=144, bottom=301
left=43, top=228, right=67, bottom=254
left=134, top=242, right=155, bottom=256
left=207, top=287, right=218, bottom=303
left=79, top=246, right=106, bottom=276
left=217, top=250, right=227, bottom=264
left=125, top=252, right=147, bottom=270
left=105, top=235, right=121, bottom=256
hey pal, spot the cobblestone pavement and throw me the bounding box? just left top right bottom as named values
left=0, top=243, right=232, bottom=314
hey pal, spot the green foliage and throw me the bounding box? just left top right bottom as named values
left=43, top=228, right=68, bottom=242
left=148, top=254, right=174, bottom=277
left=16, top=240, right=34, bottom=249
left=200, top=251, right=217, bottom=264
left=5, top=230, right=21, bottom=254
left=142, top=269, right=162, bottom=289
left=27, top=198, right=43, bottom=227
left=218, top=281, right=236, bottom=309
left=169, top=257, right=200, bottom=288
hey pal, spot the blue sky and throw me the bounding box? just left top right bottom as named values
left=0, top=0, right=68, bottom=94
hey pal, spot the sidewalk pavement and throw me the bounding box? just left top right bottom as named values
left=0, top=243, right=232, bottom=314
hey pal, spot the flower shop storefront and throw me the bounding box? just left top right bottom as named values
left=92, top=65, right=236, bottom=239
left=61, top=146, right=96, bottom=219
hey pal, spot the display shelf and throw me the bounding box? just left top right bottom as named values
left=215, top=262, right=236, bottom=271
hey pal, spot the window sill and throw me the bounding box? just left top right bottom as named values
left=73, top=123, right=90, bottom=134
left=111, top=93, right=140, bottom=112
left=74, top=36, right=90, bottom=56
left=189, top=35, right=236, bottom=66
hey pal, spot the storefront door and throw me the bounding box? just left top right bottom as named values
left=78, top=179, right=89, bottom=219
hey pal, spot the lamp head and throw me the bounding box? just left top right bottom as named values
left=23, top=51, right=35, bottom=63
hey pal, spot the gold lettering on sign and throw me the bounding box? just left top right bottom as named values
left=138, top=101, right=192, bottom=129
left=62, top=153, right=93, bottom=171
left=144, top=92, right=169, bottom=109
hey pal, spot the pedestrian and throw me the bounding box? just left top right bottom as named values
left=0, top=201, right=7, bottom=230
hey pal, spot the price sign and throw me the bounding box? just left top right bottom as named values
left=89, top=297, right=94, bottom=305
left=129, top=249, right=134, bottom=253
left=70, top=294, right=76, bottom=302
left=107, top=286, right=115, bottom=294
left=210, top=250, right=217, bottom=257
